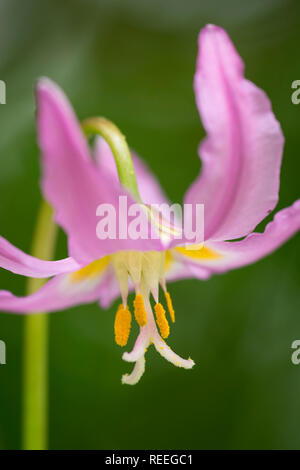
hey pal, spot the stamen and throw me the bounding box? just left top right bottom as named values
left=133, top=294, right=147, bottom=326
left=154, top=303, right=170, bottom=339
left=164, top=291, right=175, bottom=323
left=112, top=250, right=195, bottom=384
left=114, top=304, right=132, bottom=347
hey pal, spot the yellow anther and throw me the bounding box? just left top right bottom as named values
left=114, top=304, right=132, bottom=347
left=164, top=291, right=175, bottom=323
left=133, top=294, right=147, bottom=327
left=154, top=303, right=170, bottom=339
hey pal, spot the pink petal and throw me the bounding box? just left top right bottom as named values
left=166, top=251, right=211, bottom=282
left=0, top=235, right=80, bottom=277
left=185, top=25, right=284, bottom=241
left=37, top=79, right=164, bottom=264
left=95, top=137, right=169, bottom=206
left=177, top=201, right=300, bottom=275
left=0, top=261, right=112, bottom=314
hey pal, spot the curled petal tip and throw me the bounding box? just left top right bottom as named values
left=187, top=21, right=284, bottom=242
left=203, top=23, right=222, bottom=32
left=199, top=24, right=229, bottom=41
left=36, top=77, right=59, bottom=96
left=36, top=76, right=51, bottom=87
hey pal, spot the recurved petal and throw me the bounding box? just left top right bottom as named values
left=0, top=235, right=80, bottom=278
left=184, top=24, right=284, bottom=241
left=165, top=249, right=211, bottom=282
left=175, top=201, right=300, bottom=275
left=37, top=79, right=163, bottom=265
left=0, top=256, right=111, bottom=314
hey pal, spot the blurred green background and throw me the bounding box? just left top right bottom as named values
left=0, top=0, right=300, bottom=450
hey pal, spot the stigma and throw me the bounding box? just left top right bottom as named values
left=111, top=250, right=195, bottom=385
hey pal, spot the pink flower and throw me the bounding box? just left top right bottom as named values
left=1, top=25, right=300, bottom=384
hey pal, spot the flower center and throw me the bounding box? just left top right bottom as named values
left=111, top=250, right=194, bottom=385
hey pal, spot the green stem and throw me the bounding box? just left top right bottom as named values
left=22, top=200, right=57, bottom=450
left=82, top=117, right=141, bottom=201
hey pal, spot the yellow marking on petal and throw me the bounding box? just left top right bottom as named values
left=70, top=256, right=110, bottom=283
left=114, top=304, right=132, bottom=347
left=164, top=291, right=175, bottom=323
left=133, top=294, right=147, bottom=326
left=154, top=303, right=170, bottom=339
left=176, top=245, right=222, bottom=260
left=165, top=250, right=173, bottom=272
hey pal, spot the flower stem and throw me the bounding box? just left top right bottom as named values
left=82, top=117, right=141, bottom=201
left=22, top=200, right=57, bottom=450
